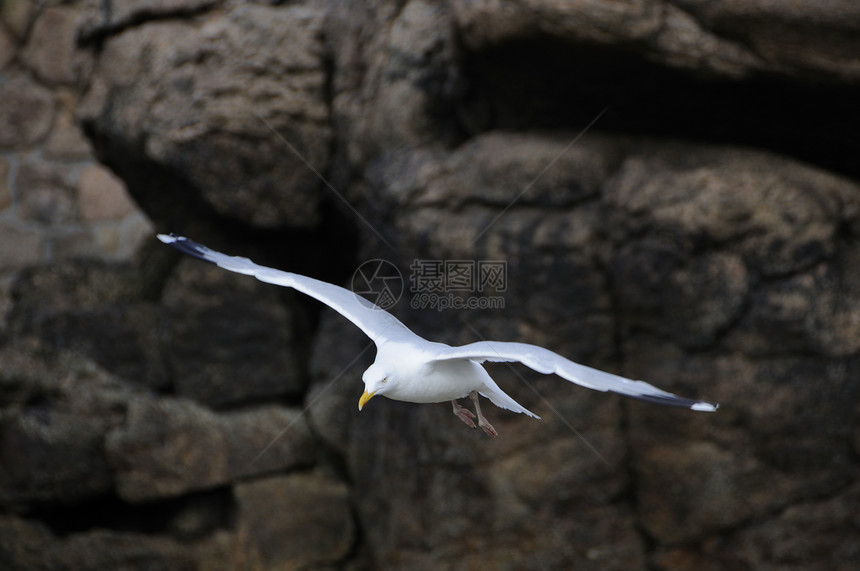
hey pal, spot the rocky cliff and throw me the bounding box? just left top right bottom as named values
left=1, top=1, right=859, bottom=569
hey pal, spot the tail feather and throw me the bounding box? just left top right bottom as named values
left=479, top=384, right=541, bottom=420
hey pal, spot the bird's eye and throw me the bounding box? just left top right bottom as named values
left=381, top=376, right=388, bottom=383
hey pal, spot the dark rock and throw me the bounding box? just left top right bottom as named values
left=627, top=338, right=859, bottom=550
left=0, top=409, right=113, bottom=505
left=653, top=479, right=860, bottom=571
left=365, top=131, right=624, bottom=211
left=165, top=491, right=231, bottom=540
left=8, top=261, right=145, bottom=316
left=338, top=0, right=462, bottom=162
left=307, top=311, right=375, bottom=458
left=0, top=350, right=134, bottom=507
left=58, top=529, right=198, bottom=571
left=728, top=258, right=860, bottom=358
left=78, top=0, right=219, bottom=41
left=613, top=243, right=749, bottom=348
left=106, top=396, right=315, bottom=502
left=0, top=515, right=57, bottom=570
left=728, top=480, right=860, bottom=570
left=162, top=258, right=305, bottom=407
left=6, top=262, right=168, bottom=390
left=32, top=305, right=167, bottom=389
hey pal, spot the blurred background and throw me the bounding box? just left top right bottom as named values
left=1, top=1, right=859, bottom=569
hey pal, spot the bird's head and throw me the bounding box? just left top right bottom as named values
left=359, top=363, right=392, bottom=411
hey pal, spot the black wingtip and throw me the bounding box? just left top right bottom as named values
left=629, top=393, right=719, bottom=412
left=157, top=234, right=212, bottom=263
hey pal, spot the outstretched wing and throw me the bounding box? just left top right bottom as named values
left=429, top=341, right=717, bottom=411
left=158, top=234, right=417, bottom=345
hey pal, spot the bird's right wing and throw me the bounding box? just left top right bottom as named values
left=158, top=234, right=417, bottom=345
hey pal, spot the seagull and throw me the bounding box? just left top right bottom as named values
left=158, top=234, right=717, bottom=437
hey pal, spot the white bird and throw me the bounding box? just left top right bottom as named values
left=158, top=234, right=717, bottom=437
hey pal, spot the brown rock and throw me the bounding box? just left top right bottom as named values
left=107, top=398, right=315, bottom=502
left=450, top=0, right=760, bottom=81
left=0, top=156, right=11, bottom=210
left=41, top=213, right=153, bottom=263
left=45, top=227, right=99, bottom=261
left=452, top=0, right=663, bottom=47
left=0, top=24, right=15, bottom=72
left=234, top=472, right=354, bottom=571
left=80, top=4, right=331, bottom=228
left=0, top=0, right=34, bottom=40
left=77, top=163, right=136, bottom=221
left=605, top=143, right=856, bottom=277
left=635, top=442, right=787, bottom=544
left=0, top=224, right=41, bottom=269
left=0, top=72, right=55, bottom=149
left=106, top=398, right=226, bottom=502
left=44, top=109, right=92, bottom=159
left=654, top=3, right=761, bottom=77
left=451, top=0, right=860, bottom=81
left=89, top=210, right=154, bottom=260
left=21, top=6, right=80, bottom=85
left=14, top=159, right=75, bottom=225
left=677, top=0, right=860, bottom=80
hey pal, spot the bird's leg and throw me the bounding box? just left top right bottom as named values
left=452, top=399, right=476, bottom=428
left=470, top=391, right=498, bottom=438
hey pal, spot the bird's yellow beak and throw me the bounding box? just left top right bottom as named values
left=358, top=390, right=375, bottom=411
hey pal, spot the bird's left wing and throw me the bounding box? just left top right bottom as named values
left=158, top=234, right=416, bottom=345
left=428, top=340, right=718, bottom=411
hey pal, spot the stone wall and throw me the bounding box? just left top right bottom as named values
left=1, top=1, right=859, bottom=570
left=0, top=0, right=153, bottom=329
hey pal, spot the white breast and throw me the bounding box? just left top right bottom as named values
left=389, top=357, right=489, bottom=404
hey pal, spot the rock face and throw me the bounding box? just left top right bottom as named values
left=2, top=1, right=859, bottom=570
left=79, top=3, right=332, bottom=229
